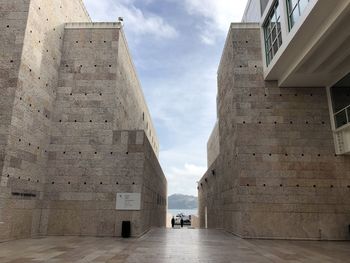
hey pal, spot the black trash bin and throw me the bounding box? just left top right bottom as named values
left=122, top=221, right=131, bottom=238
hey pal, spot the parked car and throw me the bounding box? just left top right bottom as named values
left=175, top=213, right=191, bottom=225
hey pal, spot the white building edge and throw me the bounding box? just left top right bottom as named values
left=242, top=0, right=350, bottom=155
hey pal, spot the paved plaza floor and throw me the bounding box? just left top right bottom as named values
left=0, top=228, right=349, bottom=263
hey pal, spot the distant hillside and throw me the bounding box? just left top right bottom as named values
left=168, top=194, right=197, bottom=209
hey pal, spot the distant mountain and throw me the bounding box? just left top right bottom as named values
left=168, top=194, right=197, bottom=209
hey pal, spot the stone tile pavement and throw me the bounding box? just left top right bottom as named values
left=0, top=228, right=349, bottom=263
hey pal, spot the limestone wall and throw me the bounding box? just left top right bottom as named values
left=198, top=158, right=223, bottom=229
left=0, top=0, right=90, bottom=241
left=44, top=129, right=165, bottom=237
left=207, top=122, right=220, bottom=167
left=140, top=136, right=167, bottom=230
left=42, top=25, right=166, bottom=236
left=0, top=0, right=165, bottom=241
left=199, top=24, right=350, bottom=240
left=0, top=0, right=31, bottom=238
left=0, top=0, right=30, bottom=169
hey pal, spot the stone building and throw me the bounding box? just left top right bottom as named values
left=0, top=0, right=167, bottom=241
left=199, top=0, right=350, bottom=240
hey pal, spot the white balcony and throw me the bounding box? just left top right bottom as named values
left=261, top=0, right=350, bottom=87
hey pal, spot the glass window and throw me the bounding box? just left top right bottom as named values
left=331, top=73, right=350, bottom=129
left=287, top=0, right=310, bottom=30
left=264, top=1, right=282, bottom=65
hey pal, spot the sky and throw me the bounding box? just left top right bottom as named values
left=83, top=0, right=249, bottom=197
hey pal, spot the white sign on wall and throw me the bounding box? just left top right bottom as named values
left=116, top=193, right=141, bottom=210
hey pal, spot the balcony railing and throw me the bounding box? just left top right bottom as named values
left=334, top=105, right=350, bottom=129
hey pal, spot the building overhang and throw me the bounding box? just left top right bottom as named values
left=262, top=0, right=350, bottom=87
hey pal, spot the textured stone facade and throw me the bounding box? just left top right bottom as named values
left=0, top=0, right=166, bottom=241
left=198, top=24, right=350, bottom=240
left=207, top=122, right=220, bottom=167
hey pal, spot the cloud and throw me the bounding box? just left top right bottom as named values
left=165, top=162, right=207, bottom=196
left=140, top=52, right=219, bottom=197
left=182, top=0, right=248, bottom=44
left=83, top=0, right=248, bottom=197
left=83, top=0, right=178, bottom=39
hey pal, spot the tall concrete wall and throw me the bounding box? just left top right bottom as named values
left=0, top=0, right=166, bottom=241
left=0, top=0, right=31, bottom=240
left=44, top=129, right=165, bottom=237
left=140, top=135, right=167, bottom=230
left=42, top=24, right=166, bottom=237
left=0, top=0, right=30, bottom=169
left=207, top=122, right=220, bottom=167
left=0, top=0, right=90, bottom=241
left=199, top=24, right=350, bottom=240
